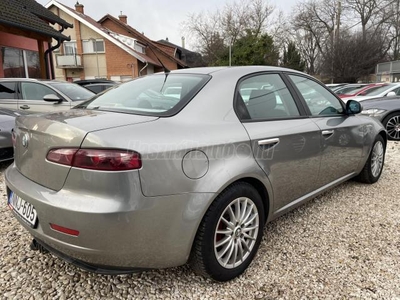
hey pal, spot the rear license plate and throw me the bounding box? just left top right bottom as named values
left=8, top=192, right=37, bottom=227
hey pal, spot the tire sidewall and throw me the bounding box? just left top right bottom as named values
left=367, top=136, right=385, bottom=183
left=201, top=183, right=265, bottom=281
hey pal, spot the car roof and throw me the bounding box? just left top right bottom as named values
left=169, top=66, right=305, bottom=76
left=0, top=78, right=70, bottom=84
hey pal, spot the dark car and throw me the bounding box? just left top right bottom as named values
left=74, top=79, right=117, bottom=94
left=361, top=96, right=400, bottom=140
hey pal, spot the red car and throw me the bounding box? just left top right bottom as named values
left=339, top=83, right=387, bottom=99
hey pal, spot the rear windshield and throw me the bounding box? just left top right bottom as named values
left=48, top=82, right=95, bottom=101
left=75, top=73, right=211, bottom=116
left=362, top=84, right=393, bottom=96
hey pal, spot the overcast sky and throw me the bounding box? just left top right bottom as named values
left=38, top=0, right=299, bottom=50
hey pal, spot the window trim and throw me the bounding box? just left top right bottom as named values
left=282, top=72, right=347, bottom=118
left=233, top=71, right=308, bottom=123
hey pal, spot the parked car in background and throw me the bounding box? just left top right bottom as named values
left=0, top=108, right=27, bottom=162
left=6, top=66, right=387, bottom=282
left=325, top=83, right=348, bottom=91
left=349, top=83, right=400, bottom=102
left=0, top=79, right=95, bottom=113
left=334, top=84, right=367, bottom=96
left=361, top=96, right=400, bottom=140
left=339, top=83, right=386, bottom=100
left=74, top=79, right=117, bottom=94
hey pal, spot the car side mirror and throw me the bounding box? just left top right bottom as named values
left=386, top=91, right=396, bottom=97
left=346, top=100, right=362, bottom=114
left=43, top=94, right=62, bottom=103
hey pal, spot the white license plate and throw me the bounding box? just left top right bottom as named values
left=9, top=192, right=37, bottom=227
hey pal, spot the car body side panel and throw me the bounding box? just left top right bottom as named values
left=16, top=99, right=73, bottom=112
left=243, top=119, right=322, bottom=211
left=311, top=116, right=365, bottom=186
left=81, top=114, right=271, bottom=196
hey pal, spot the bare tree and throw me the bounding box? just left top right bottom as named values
left=184, top=0, right=274, bottom=65
left=344, top=0, right=394, bottom=41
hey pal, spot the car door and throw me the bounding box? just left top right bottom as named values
left=18, top=82, right=70, bottom=112
left=0, top=81, right=18, bottom=110
left=287, top=74, right=364, bottom=187
left=236, top=73, right=322, bottom=212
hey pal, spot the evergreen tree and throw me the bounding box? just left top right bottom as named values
left=282, top=42, right=306, bottom=71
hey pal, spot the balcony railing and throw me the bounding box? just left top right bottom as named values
left=56, top=54, right=83, bottom=69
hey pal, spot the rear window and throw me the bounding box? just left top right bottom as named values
left=75, top=73, right=210, bottom=116
left=362, top=84, right=394, bottom=96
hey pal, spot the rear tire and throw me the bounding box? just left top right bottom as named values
left=355, top=135, right=385, bottom=184
left=189, top=182, right=265, bottom=281
left=382, top=112, right=400, bottom=140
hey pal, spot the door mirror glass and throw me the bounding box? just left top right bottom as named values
left=346, top=100, right=362, bottom=114
left=43, top=94, right=62, bottom=102
left=386, top=91, right=396, bottom=97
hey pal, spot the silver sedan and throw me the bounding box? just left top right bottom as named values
left=5, top=66, right=386, bottom=281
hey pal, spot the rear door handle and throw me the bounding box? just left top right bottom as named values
left=20, top=105, right=30, bottom=110
left=322, top=130, right=334, bottom=138
left=258, top=138, right=280, bottom=147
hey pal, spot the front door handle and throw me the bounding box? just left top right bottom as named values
left=322, top=130, right=334, bottom=138
left=258, top=138, right=280, bottom=147
left=20, top=105, right=30, bottom=110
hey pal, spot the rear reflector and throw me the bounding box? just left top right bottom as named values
left=47, top=148, right=142, bottom=171
left=50, top=223, right=80, bottom=236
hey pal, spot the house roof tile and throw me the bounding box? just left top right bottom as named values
left=0, top=0, right=72, bottom=41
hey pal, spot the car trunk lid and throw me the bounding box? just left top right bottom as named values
left=14, top=110, right=157, bottom=191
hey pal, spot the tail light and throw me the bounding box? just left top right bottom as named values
left=47, top=148, right=142, bottom=171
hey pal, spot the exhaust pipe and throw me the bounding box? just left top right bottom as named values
left=30, top=239, right=49, bottom=254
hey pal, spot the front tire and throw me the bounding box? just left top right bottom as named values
left=189, top=182, right=265, bottom=281
left=355, top=135, right=385, bottom=184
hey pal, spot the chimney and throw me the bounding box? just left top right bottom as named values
left=119, top=12, right=127, bottom=24
left=166, top=37, right=169, bottom=41
left=75, top=1, right=84, bottom=14
left=181, top=36, right=185, bottom=49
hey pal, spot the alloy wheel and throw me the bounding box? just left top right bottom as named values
left=214, top=197, right=259, bottom=269
left=371, top=141, right=384, bottom=178
left=386, top=115, right=400, bottom=140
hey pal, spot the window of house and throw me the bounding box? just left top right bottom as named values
left=1, top=47, right=40, bottom=78
left=134, top=41, right=145, bottom=54
left=64, top=41, right=77, bottom=55
left=82, top=39, right=105, bottom=53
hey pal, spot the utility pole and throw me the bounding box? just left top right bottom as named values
left=336, top=1, right=341, bottom=45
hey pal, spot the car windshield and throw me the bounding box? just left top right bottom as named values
left=362, top=84, right=394, bottom=96
left=75, top=73, right=210, bottom=116
left=48, top=82, right=95, bottom=101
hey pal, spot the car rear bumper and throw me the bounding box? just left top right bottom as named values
left=5, top=163, right=214, bottom=271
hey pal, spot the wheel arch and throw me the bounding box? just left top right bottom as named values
left=378, top=129, right=387, bottom=148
